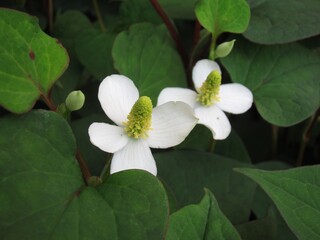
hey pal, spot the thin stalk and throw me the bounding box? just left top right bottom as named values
left=47, top=0, right=53, bottom=34
left=41, top=94, right=56, bottom=111
left=92, top=0, right=106, bottom=32
left=296, top=108, right=320, bottom=166
left=209, top=34, right=217, bottom=60
left=192, top=20, right=201, bottom=47
left=208, top=138, right=217, bottom=153
left=150, top=0, right=188, bottom=69
left=76, top=150, right=92, bottom=184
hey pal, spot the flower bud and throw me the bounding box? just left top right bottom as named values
left=65, top=90, right=85, bottom=111
left=215, top=40, right=236, bottom=58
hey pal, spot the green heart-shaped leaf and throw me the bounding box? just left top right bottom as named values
left=221, top=38, right=320, bottom=126
left=167, top=189, right=241, bottom=240
left=236, top=165, right=320, bottom=240
left=244, top=0, right=320, bottom=44
left=195, top=0, right=250, bottom=35
left=0, top=110, right=169, bottom=239
left=0, top=9, right=69, bottom=113
left=112, top=23, right=186, bottom=104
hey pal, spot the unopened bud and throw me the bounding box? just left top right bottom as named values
left=65, top=90, right=85, bottom=111
left=215, top=40, right=236, bottom=58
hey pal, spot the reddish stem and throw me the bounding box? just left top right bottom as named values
left=193, top=20, right=201, bottom=47
left=41, top=94, right=56, bottom=111
left=76, top=150, right=92, bottom=183
left=150, top=0, right=188, bottom=68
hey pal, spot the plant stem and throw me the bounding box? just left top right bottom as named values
left=193, top=20, right=201, bottom=47
left=92, top=0, right=106, bottom=32
left=76, top=150, right=92, bottom=183
left=209, top=34, right=217, bottom=60
left=208, top=138, right=217, bottom=153
left=150, top=0, right=188, bottom=68
left=296, top=108, right=320, bottom=166
left=47, top=0, right=53, bottom=34
left=41, top=94, right=56, bottom=111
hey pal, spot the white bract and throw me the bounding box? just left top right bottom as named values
left=88, top=74, right=198, bottom=176
left=157, top=59, right=253, bottom=140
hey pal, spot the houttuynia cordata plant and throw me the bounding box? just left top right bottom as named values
left=0, top=0, right=319, bottom=239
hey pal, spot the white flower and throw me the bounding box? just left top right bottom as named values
left=157, top=59, right=253, bottom=140
left=88, top=74, right=198, bottom=176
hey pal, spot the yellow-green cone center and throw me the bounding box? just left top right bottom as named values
left=197, top=70, right=221, bottom=106
left=124, top=96, right=153, bottom=139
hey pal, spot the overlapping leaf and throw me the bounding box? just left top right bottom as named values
left=0, top=9, right=69, bottom=113
left=221, top=38, right=320, bottom=126
left=236, top=166, right=320, bottom=240
left=167, top=190, right=241, bottom=240
left=0, top=110, right=169, bottom=239
left=245, top=0, right=320, bottom=44
left=195, top=0, right=250, bottom=35
left=112, top=23, right=186, bottom=103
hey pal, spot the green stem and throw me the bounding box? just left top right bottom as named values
left=209, top=34, right=217, bottom=60
left=208, top=138, right=217, bottom=153
left=92, top=0, right=106, bottom=32
left=296, top=108, right=320, bottom=166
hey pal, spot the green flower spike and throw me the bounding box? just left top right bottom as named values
left=197, top=70, right=221, bottom=106
left=124, top=96, right=153, bottom=139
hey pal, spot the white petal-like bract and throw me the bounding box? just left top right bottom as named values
left=194, top=105, right=231, bottom=140
left=157, top=87, right=197, bottom=108
left=111, top=139, right=157, bottom=176
left=98, top=75, right=139, bottom=126
left=147, top=102, right=198, bottom=148
left=88, top=122, right=129, bottom=153
left=216, top=83, right=253, bottom=114
left=192, top=59, right=221, bottom=91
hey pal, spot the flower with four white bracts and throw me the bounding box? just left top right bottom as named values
left=158, top=59, right=253, bottom=140
left=88, top=75, right=198, bottom=176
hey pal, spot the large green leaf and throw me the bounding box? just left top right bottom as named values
left=112, top=23, right=186, bottom=103
left=167, top=189, right=241, bottom=240
left=221, top=38, right=320, bottom=126
left=195, top=0, right=250, bottom=35
left=236, top=165, right=320, bottom=240
left=0, top=9, right=69, bottom=113
left=244, top=0, right=320, bottom=44
left=99, top=171, right=169, bottom=240
left=0, top=110, right=169, bottom=239
left=155, top=151, right=256, bottom=224
left=76, top=28, right=116, bottom=80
